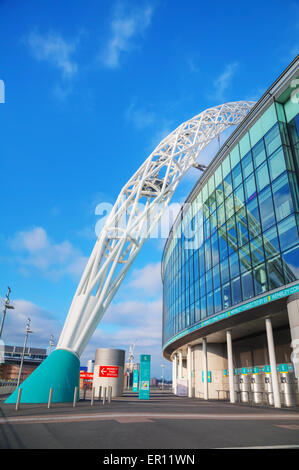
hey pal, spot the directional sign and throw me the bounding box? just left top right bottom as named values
left=139, top=355, right=151, bottom=400
left=132, top=369, right=139, bottom=392
left=80, top=371, right=94, bottom=380
left=99, top=366, right=119, bottom=378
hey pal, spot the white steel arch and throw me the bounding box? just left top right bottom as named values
left=57, top=101, right=255, bottom=357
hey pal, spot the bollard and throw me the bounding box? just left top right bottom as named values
left=91, top=387, right=95, bottom=406
left=48, top=388, right=53, bottom=409
left=15, top=388, right=22, bottom=411
left=98, top=386, right=102, bottom=401
left=73, top=386, right=78, bottom=407
left=108, top=386, right=112, bottom=404
left=102, top=387, right=106, bottom=405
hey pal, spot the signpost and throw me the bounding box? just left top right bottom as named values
left=202, top=370, right=212, bottom=383
left=139, top=354, right=151, bottom=400
left=132, top=369, right=139, bottom=392
left=99, top=366, right=119, bottom=378
left=79, top=371, right=94, bottom=380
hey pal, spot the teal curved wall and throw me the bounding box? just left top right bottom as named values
left=5, top=349, right=80, bottom=404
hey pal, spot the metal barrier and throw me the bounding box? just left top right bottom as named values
left=0, top=380, right=18, bottom=395
left=48, top=388, right=53, bottom=409
left=16, top=388, right=22, bottom=411
left=108, top=386, right=112, bottom=403
left=90, top=387, right=95, bottom=406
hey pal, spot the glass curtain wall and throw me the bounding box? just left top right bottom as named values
left=162, top=102, right=299, bottom=345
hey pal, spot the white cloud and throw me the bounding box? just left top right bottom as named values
left=1, top=299, right=62, bottom=350
left=186, top=56, right=200, bottom=74
left=27, top=31, right=78, bottom=79
left=1, top=295, right=171, bottom=378
left=8, top=227, right=88, bottom=281
left=128, top=262, right=162, bottom=295
left=102, top=4, right=154, bottom=68
left=80, top=297, right=171, bottom=378
left=149, top=118, right=174, bottom=151
left=125, top=101, right=156, bottom=129
left=213, top=62, right=239, bottom=102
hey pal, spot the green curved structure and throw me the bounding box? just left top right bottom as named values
left=5, top=349, right=80, bottom=404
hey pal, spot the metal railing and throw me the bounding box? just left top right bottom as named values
left=0, top=379, right=18, bottom=395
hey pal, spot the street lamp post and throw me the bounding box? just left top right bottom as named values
left=161, top=363, right=165, bottom=392
left=17, top=318, right=33, bottom=388
left=0, top=287, right=14, bottom=339
left=49, top=335, right=54, bottom=354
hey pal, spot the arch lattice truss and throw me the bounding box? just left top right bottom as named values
left=57, top=101, right=255, bottom=357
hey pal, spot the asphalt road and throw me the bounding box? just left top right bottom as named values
left=1, top=390, right=299, bottom=451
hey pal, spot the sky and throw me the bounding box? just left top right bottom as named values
left=0, top=0, right=298, bottom=380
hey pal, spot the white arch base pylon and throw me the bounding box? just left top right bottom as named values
left=5, top=101, right=254, bottom=403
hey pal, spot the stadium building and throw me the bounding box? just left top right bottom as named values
left=162, top=56, right=299, bottom=408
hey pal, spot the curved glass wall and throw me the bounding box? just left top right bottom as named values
left=162, top=100, right=299, bottom=347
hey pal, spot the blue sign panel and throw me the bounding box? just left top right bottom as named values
left=132, top=369, right=139, bottom=392
left=139, top=355, right=151, bottom=400
left=201, top=370, right=211, bottom=383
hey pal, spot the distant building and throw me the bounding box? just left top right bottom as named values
left=0, top=345, right=47, bottom=382
left=150, top=377, right=158, bottom=387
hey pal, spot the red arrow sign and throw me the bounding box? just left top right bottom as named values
left=80, top=372, right=94, bottom=380
left=99, top=366, right=119, bottom=377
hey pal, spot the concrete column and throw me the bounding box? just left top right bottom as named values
left=202, top=338, right=208, bottom=400
left=187, top=345, right=192, bottom=398
left=178, top=350, right=183, bottom=380
left=287, top=293, right=299, bottom=384
left=265, top=317, right=281, bottom=408
left=226, top=330, right=235, bottom=404
left=173, top=354, right=178, bottom=394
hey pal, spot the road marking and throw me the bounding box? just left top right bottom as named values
left=216, top=445, right=299, bottom=449
left=275, top=424, right=299, bottom=430
left=1, top=412, right=299, bottom=425
left=114, top=417, right=153, bottom=423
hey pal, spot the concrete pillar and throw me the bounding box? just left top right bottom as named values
left=265, top=317, right=281, bottom=408
left=287, top=293, right=299, bottom=384
left=202, top=338, right=208, bottom=400
left=178, top=350, right=183, bottom=380
left=187, top=345, right=192, bottom=398
left=173, top=354, right=177, bottom=394
left=226, top=330, right=235, bottom=404
left=93, top=348, right=125, bottom=398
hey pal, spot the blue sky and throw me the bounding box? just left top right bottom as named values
left=0, top=0, right=298, bottom=379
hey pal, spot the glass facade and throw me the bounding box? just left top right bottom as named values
left=162, top=96, right=299, bottom=348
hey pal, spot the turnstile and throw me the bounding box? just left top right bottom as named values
left=264, top=373, right=274, bottom=406
left=250, top=373, right=263, bottom=404
left=239, top=374, right=250, bottom=403
left=234, top=374, right=240, bottom=395
left=280, top=372, right=296, bottom=407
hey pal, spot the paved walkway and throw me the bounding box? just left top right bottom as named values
left=1, top=391, right=299, bottom=449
